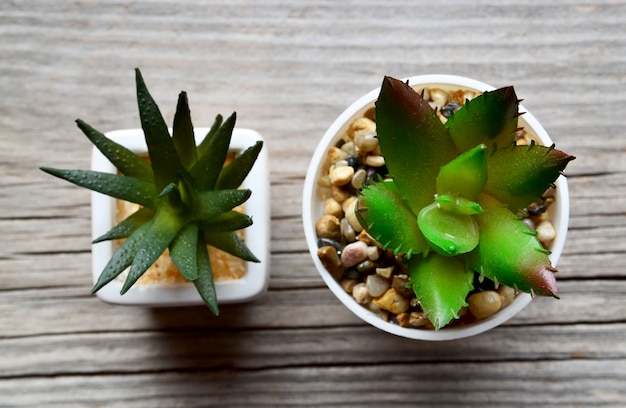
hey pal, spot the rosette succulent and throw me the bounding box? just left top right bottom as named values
left=41, top=68, right=263, bottom=315
left=355, top=76, right=575, bottom=329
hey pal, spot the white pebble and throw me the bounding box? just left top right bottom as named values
left=365, top=155, right=385, bottom=167
left=343, top=197, right=363, bottom=233
left=536, top=220, right=556, bottom=244
left=366, top=274, right=391, bottom=297
left=352, top=283, right=372, bottom=304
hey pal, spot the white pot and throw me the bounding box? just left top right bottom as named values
left=91, top=128, right=270, bottom=307
left=302, top=75, right=570, bottom=340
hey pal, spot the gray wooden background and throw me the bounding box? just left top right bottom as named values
left=1, top=1, right=625, bottom=406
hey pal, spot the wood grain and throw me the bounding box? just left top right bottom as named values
left=1, top=0, right=625, bottom=406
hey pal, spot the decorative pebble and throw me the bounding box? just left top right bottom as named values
left=317, top=246, right=344, bottom=280
left=315, top=214, right=341, bottom=241
left=391, top=274, right=414, bottom=298
left=497, top=285, right=516, bottom=308
left=367, top=246, right=380, bottom=261
left=373, top=288, right=409, bottom=314
left=351, top=168, right=367, bottom=190
left=396, top=312, right=410, bottom=327
left=366, top=274, right=390, bottom=297
left=323, top=198, right=343, bottom=218
left=330, top=165, right=355, bottom=186
left=409, top=311, right=429, bottom=327
left=376, top=266, right=394, bottom=279
left=327, top=146, right=348, bottom=164
left=352, top=283, right=372, bottom=304
left=331, top=185, right=351, bottom=203
left=356, top=259, right=376, bottom=274
left=343, top=198, right=363, bottom=233
left=468, top=290, right=502, bottom=320
left=341, top=241, right=368, bottom=267
left=317, top=237, right=343, bottom=252
left=341, top=217, right=356, bottom=242
left=536, top=220, right=556, bottom=245
left=365, top=155, right=385, bottom=167
left=341, top=278, right=357, bottom=294
left=429, top=88, right=448, bottom=107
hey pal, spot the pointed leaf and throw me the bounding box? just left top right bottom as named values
left=194, top=189, right=252, bottom=222
left=191, top=112, right=236, bottom=190
left=201, top=211, right=253, bottom=232
left=484, top=143, right=575, bottom=211
left=215, top=140, right=263, bottom=190
left=376, top=76, right=457, bottom=213
left=92, top=222, right=151, bottom=293
left=204, top=231, right=259, bottom=262
left=121, top=207, right=184, bottom=294
left=93, top=207, right=155, bottom=243
left=169, top=223, right=199, bottom=281
left=76, top=119, right=153, bottom=180
left=468, top=194, right=559, bottom=297
left=135, top=68, right=186, bottom=191
left=446, top=86, right=519, bottom=153
left=197, top=114, right=223, bottom=156
left=436, top=144, right=488, bottom=200
left=409, top=254, right=474, bottom=330
left=40, top=167, right=156, bottom=208
left=418, top=202, right=480, bottom=256
left=434, top=195, right=483, bottom=215
left=356, top=180, right=428, bottom=257
left=172, top=91, right=197, bottom=169
left=193, top=234, right=219, bottom=315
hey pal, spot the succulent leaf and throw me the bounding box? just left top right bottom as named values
left=191, top=112, right=236, bottom=191
left=376, top=76, right=457, bottom=213
left=201, top=211, right=253, bottom=232
left=169, top=223, right=199, bottom=281
left=356, top=180, right=429, bottom=257
left=409, top=254, right=474, bottom=330
left=434, top=195, right=483, bottom=215
left=91, top=222, right=151, bottom=293
left=121, top=206, right=185, bottom=294
left=198, top=114, right=223, bottom=156
left=40, top=168, right=157, bottom=208
left=484, top=143, right=575, bottom=211
left=468, top=194, right=558, bottom=297
left=92, top=207, right=154, bottom=243
left=193, top=234, right=219, bottom=315
left=172, top=91, right=197, bottom=168
left=205, top=231, right=260, bottom=263
left=194, top=189, right=252, bottom=222
left=216, top=141, right=264, bottom=190
left=446, top=86, right=519, bottom=153
left=417, top=202, right=480, bottom=256
left=436, top=143, right=488, bottom=200
left=76, top=119, right=153, bottom=181
left=135, top=68, right=188, bottom=192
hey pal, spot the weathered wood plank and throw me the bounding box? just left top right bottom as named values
left=0, top=280, right=624, bottom=338
left=1, top=359, right=624, bottom=407
left=2, top=324, right=625, bottom=378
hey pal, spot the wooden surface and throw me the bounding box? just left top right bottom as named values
left=1, top=1, right=625, bottom=406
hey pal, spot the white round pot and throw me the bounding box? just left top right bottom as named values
left=91, top=128, right=270, bottom=307
left=302, top=74, right=570, bottom=341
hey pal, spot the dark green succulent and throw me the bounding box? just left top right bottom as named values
left=355, top=76, right=574, bottom=329
left=41, top=68, right=263, bottom=315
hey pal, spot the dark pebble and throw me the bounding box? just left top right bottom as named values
left=317, top=238, right=344, bottom=252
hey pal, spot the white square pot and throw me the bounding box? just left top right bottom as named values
left=91, top=128, right=270, bottom=307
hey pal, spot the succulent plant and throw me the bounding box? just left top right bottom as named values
left=41, top=68, right=263, bottom=315
left=355, top=76, right=574, bottom=330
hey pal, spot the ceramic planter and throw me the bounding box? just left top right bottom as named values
left=302, top=74, right=570, bottom=340
left=91, top=128, right=270, bottom=307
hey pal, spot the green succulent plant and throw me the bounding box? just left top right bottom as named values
left=355, top=76, right=575, bottom=330
left=41, top=68, right=263, bottom=315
